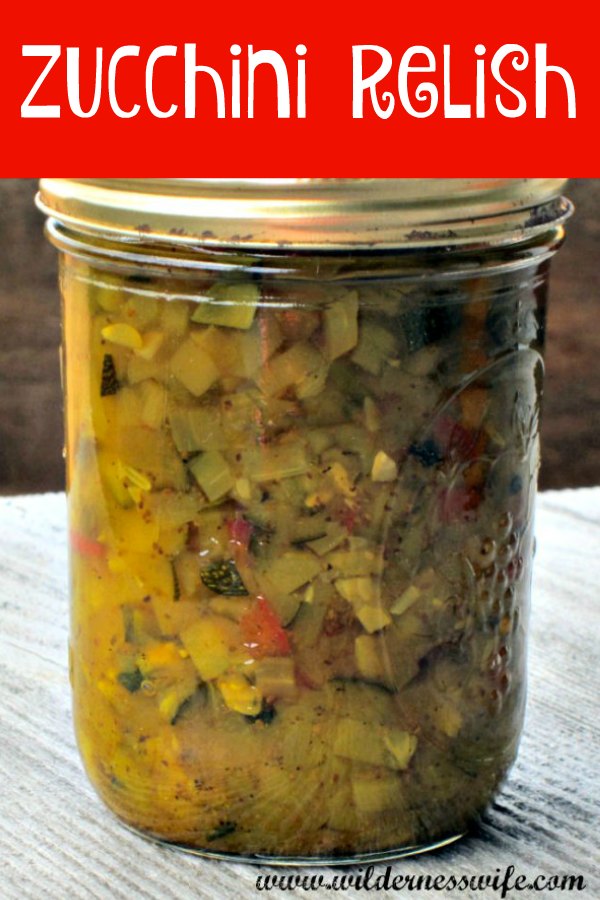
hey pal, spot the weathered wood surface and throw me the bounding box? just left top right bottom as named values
left=0, top=179, right=598, bottom=494
left=0, top=490, right=598, bottom=899
left=0, top=180, right=62, bottom=493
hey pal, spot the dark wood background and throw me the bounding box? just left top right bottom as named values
left=0, top=179, right=598, bottom=495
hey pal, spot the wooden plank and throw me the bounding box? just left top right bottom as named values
left=0, top=491, right=598, bottom=899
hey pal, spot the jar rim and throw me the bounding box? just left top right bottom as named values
left=37, top=178, right=571, bottom=251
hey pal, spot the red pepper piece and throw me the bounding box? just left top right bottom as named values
left=434, top=415, right=483, bottom=462
left=337, top=505, right=357, bottom=533
left=240, top=597, right=291, bottom=658
left=227, top=515, right=253, bottom=549
left=438, top=485, right=482, bottom=524
left=70, top=530, right=105, bottom=558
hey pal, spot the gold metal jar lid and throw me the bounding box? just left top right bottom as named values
left=37, top=178, right=571, bottom=251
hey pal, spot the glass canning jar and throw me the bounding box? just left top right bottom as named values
left=38, top=179, right=571, bottom=864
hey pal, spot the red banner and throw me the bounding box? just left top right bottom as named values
left=1, top=0, right=597, bottom=174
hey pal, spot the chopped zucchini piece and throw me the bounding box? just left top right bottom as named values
left=110, top=384, right=146, bottom=432
left=363, top=397, right=381, bottom=432
left=242, top=443, right=310, bottom=482
left=436, top=703, right=463, bottom=737
left=209, top=596, right=253, bottom=621
left=189, top=326, right=243, bottom=377
left=335, top=577, right=379, bottom=607
left=259, top=342, right=324, bottom=397
left=95, top=283, right=123, bottom=312
left=333, top=719, right=388, bottom=767
left=352, top=773, right=401, bottom=814
left=259, top=551, right=322, bottom=595
left=123, top=296, right=159, bottom=328
left=355, top=634, right=387, bottom=681
left=219, top=391, right=259, bottom=435
left=264, top=593, right=302, bottom=627
left=254, top=657, right=297, bottom=698
left=157, top=684, right=198, bottom=725
left=117, top=668, right=143, bottom=693
left=306, top=428, right=336, bottom=455
left=327, top=782, right=357, bottom=832
left=135, top=330, right=165, bottom=360
left=217, top=672, right=262, bottom=715
left=383, top=730, right=418, bottom=769
left=157, top=523, right=187, bottom=558
left=189, top=451, right=234, bottom=502
left=390, top=584, right=421, bottom=616
left=371, top=450, right=398, bottom=482
left=101, top=323, right=143, bottom=350
left=194, top=510, right=230, bottom=556
left=293, top=601, right=327, bottom=650
left=226, top=318, right=284, bottom=379
left=107, top=507, right=160, bottom=555
left=127, top=352, right=169, bottom=385
left=114, top=427, right=187, bottom=491
left=200, top=559, right=248, bottom=596
left=120, top=602, right=159, bottom=643
left=173, top=552, right=201, bottom=596
left=328, top=462, right=355, bottom=498
left=191, top=282, right=260, bottom=330
left=169, top=406, right=224, bottom=453
left=137, top=643, right=200, bottom=723
left=167, top=692, right=196, bottom=725
left=131, top=553, right=177, bottom=600
left=161, top=300, right=190, bottom=336
left=98, top=451, right=134, bottom=507
left=323, top=292, right=359, bottom=360
left=296, top=360, right=329, bottom=400
left=170, top=338, right=220, bottom=396
left=234, top=477, right=252, bottom=502
left=404, top=345, right=442, bottom=376
left=145, top=490, right=205, bottom=530
left=334, top=719, right=416, bottom=771
left=327, top=548, right=383, bottom=577
left=306, top=522, right=347, bottom=556
left=139, top=380, right=167, bottom=429
left=120, top=462, right=152, bottom=493
left=351, top=321, right=397, bottom=375
left=100, top=354, right=120, bottom=397
left=153, top=598, right=202, bottom=637
left=181, top=616, right=243, bottom=680
left=289, top=515, right=329, bottom=546
left=356, top=605, right=391, bottom=633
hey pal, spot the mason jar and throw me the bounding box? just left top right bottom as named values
left=38, top=179, right=571, bottom=864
